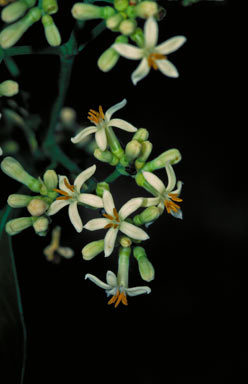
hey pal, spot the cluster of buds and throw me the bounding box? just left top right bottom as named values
left=0, top=0, right=61, bottom=48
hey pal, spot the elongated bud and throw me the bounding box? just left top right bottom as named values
left=72, top=3, right=114, bottom=20
left=133, top=128, right=149, bottom=142
left=119, top=19, right=137, bottom=36
left=0, top=7, right=41, bottom=48
left=133, top=206, right=160, bottom=226
left=7, top=193, right=32, bottom=208
left=117, top=246, right=131, bottom=288
left=33, top=216, right=49, bottom=236
left=142, top=148, right=181, bottom=172
left=98, top=35, right=128, bottom=72
left=135, top=141, right=153, bottom=170
left=114, top=0, right=128, bottom=12
left=82, top=239, right=104, bottom=260
left=105, top=126, right=124, bottom=159
left=135, top=1, right=158, bottom=19
left=125, top=139, right=142, bottom=161
left=0, top=80, right=19, bottom=97
left=94, top=148, right=119, bottom=166
left=42, top=0, right=58, bottom=15
left=42, top=14, right=61, bottom=46
left=130, top=27, right=144, bottom=48
left=106, top=13, right=123, bottom=31
left=43, top=169, right=58, bottom=190
left=1, top=156, right=41, bottom=192
left=1, top=0, right=36, bottom=23
left=133, top=246, right=155, bottom=282
left=27, top=198, right=48, bottom=216
left=6, top=216, right=33, bottom=235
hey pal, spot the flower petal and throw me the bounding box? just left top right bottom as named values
left=84, top=218, right=109, bottom=231
left=104, top=227, right=119, bottom=257
left=105, top=99, right=127, bottom=122
left=165, top=162, right=176, bottom=192
left=131, top=58, right=150, bottom=86
left=103, top=190, right=115, bottom=216
left=68, top=201, right=83, bottom=232
left=119, top=197, right=143, bottom=220
left=126, top=286, right=151, bottom=297
left=74, top=164, right=96, bottom=192
left=142, top=171, right=166, bottom=194
left=108, top=118, right=137, bottom=132
left=156, top=36, right=187, bottom=55
left=47, top=199, right=70, bottom=215
left=172, top=181, right=183, bottom=196
left=142, top=197, right=160, bottom=207
left=78, top=193, right=103, bottom=208
left=58, top=175, right=72, bottom=194
left=106, top=270, right=117, bottom=287
left=157, top=59, right=179, bottom=78
left=95, top=128, right=108, bottom=151
left=71, top=126, right=97, bottom=144
left=85, top=273, right=111, bottom=290
left=113, top=43, right=143, bottom=60
left=144, top=17, right=158, bottom=48
left=120, top=221, right=149, bottom=241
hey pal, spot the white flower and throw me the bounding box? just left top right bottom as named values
left=71, top=99, right=137, bottom=151
left=113, top=17, right=187, bottom=85
left=142, top=162, right=183, bottom=219
left=85, top=270, right=151, bottom=308
left=84, top=190, right=149, bottom=257
left=47, top=164, right=103, bottom=232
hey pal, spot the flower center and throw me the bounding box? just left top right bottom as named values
left=147, top=52, right=166, bottom=70
left=108, top=290, right=128, bottom=308
left=88, top=105, right=105, bottom=125
left=53, top=178, right=75, bottom=200
left=103, top=208, right=120, bottom=229
left=164, top=193, right=183, bottom=214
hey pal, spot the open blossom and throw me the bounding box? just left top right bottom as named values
left=47, top=165, right=103, bottom=232
left=113, top=17, right=186, bottom=85
left=142, top=162, right=183, bottom=219
left=84, top=190, right=149, bottom=257
left=85, top=270, right=151, bottom=308
left=71, top=99, right=137, bottom=151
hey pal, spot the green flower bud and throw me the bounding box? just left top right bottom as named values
left=133, top=206, right=160, bottom=226
left=42, top=14, right=61, bottom=47
left=33, top=216, right=49, bottom=236
left=82, top=239, right=104, bottom=260
left=96, top=181, right=110, bottom=197
left=27, top=198, right=48, bottom=216
left=117, top=246, right=131, bottom=287
left=102, top=6, right=116, bottom=19
left=119, top=236, right=132, bottom=248
left=42, top=0, right=58, bottom=15
left=135, top=1, right=158, bottom=19
left=7, top=193, right=32, bottom=208
left=142, top=148, right=182, bottom=172
left=105, top=126, right=124, bottom=159
left=0, top=7, right=41, bottom=48
left=97, top=35, right=128, bottom=72
left=94, top=148, right=119, bottom=166
left=43, top=169, right=58, bottom=190
left=125, top=5, right=137, bottom=19
left=0, top=80, right=19, bottom=97
left=6, top=216, right=33, bottom=236
left=132, top=128, right=149, bottom=142
left=1, top=0, right=36, bottom=23
left=130, top=27, right=144, bottom=48
left=106, top=13, right=123, bottom=31
left=125, top=139, right=142, bottom=161
left=119, top=18, right=137, bottom=36
left=135, top=140, right=153, bottom=170
left=71, top=3, right=104, bottom=20
left=114, top=0, right=128, bottom=12
left=133, top=246, right=155, bottom=282
left=1, top=156, right=41, bottom=192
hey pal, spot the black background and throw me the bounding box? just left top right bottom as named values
left=1, top=0, right=243, bottom=382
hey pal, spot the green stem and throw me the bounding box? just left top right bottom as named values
left=104, top=167, right=122, bottom=183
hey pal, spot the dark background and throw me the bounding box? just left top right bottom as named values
left=1, top=0, right=243, bottom=382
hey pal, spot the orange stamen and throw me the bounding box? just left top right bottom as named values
left=56, top=196, right=71, bottom=201
left=168, top=193, right=183, bottom=202
left=113, top=208, right=120, bottom=222
left=64, top=178, right=75, bottom=192
left=53, top=188, right=69, bottom=196
left=164, top=198, right=181, bottom=214
left=103, top=213, right=114, bottom=220
left=108, top=291, right=119, bottom=305
left=147, top=52, right=166, bottom=70
left=87, top=106, right=105, bottom=125
left=104, top=223, right=114, bottom=229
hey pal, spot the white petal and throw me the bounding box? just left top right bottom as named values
left=113, top=43, right=143, bottom=60
left=74, top=164, right=96, bottom=192
left=84, top=218, right=109, bottom=231
left=47, top=199, right=70, bottom=215
left=126, top=286, right=151, bottom=297
left=142, top=171, right=166, bottom=194
left=142, top=197, right=160, bottom=207
left=119, top=197, right=143, bottom=220
left=165, top=162, right=176, bottom=192
left=105, top=99, right=127, bottom=122
left=85, top=273, right=111, bottom=290
left=131, top=58, right=150, bottom=86
left=78, top=193, right=103, bottom=208
left=104, top=227, right=119, bottom=257
left=68, top=201, right=83, bottom=232
left=71, top=126, right=97, bottom=144
left=58, top=175, right=72, bottom=194
left=156, top=36, right=187, bottom=55
left=108, top=118, right=137, bottom=132
left=120, top=221, right=149, bottom=241
left=172, top=181, right=183, bottom=196
left=106, top=270, right=117, bottom=287
left=144, top=17, right=158, bottom=48
left=157, top=59, right=179, bottom=78
left=103, top=189, right=115, bottom=216
left=95, top=128, right=107, bottom=151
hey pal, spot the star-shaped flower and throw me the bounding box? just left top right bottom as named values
left=47, top=165, right=103, bottom=232
left=84, top=190, right=149, bottom=257
left=113, top=17, right=187, bottom=85
left=142, top=162, right=183, bottom=219
left=85, top=271, right=151, bottom=308
left=71, top=99, right=137, bottom=151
